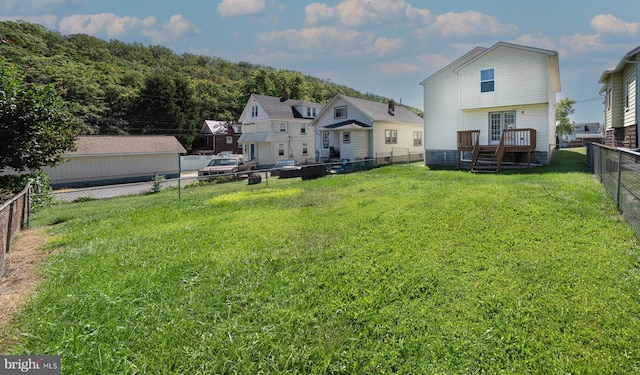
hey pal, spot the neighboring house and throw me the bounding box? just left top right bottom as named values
left=562, top=122, right=605, bottom=147
left=599, top=45, right=640, bottom=148
left=310, top=94, right=423, bottom=163
left=43, top=135, right=186, bottom=188
left=420, top=41, right=561, bottom=168
left=237, top=93, right=324, bottom=167
left=191, top=120, right=242, bottom=155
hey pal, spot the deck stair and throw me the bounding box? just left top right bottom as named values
left=457, top=128, right=537, bottom=173
left=472, top=146, right=499, bottom=173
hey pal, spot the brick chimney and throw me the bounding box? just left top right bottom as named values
left=280, top=91, right=289, bottom=102
left=388, top=100, right=395, bottom=116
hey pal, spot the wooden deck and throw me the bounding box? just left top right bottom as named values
left=457, top=129, right=537, bottom=172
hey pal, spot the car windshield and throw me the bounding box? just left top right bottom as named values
left=276, top=160, right=295, bottom=167
left=208, top=158, right=237, bottom=166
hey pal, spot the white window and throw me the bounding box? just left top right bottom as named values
left=343, top=132, right=351, bottom=144
left=302, top=143, right=308, bottom=155
left=413, top=131, right=422, bottom=147
left=251, top=105, right=259, bottom=117
left=280, top=123, right=287, bottom=132
left=301, top=123, right=306, bottom=134
left=334, top=106, right=347, bottom=119
left=625, top=79, right=632, bottom=110
left=278, top=144, right=284, bottom=156
left=226, top=136, right=233, bottom=144
left=480, top=68, right=495, bottom=93
left=607, top=87, right=612, bottom=111
left=306, top=107, right=311, bottom=117
left=385, top=129, right=397, bottom=144
left=312, top=108, right=317, bottom=117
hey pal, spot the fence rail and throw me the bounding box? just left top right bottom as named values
left=0, top=183, right=30, bottom=278
left=590, top=143, right=640, bottom=238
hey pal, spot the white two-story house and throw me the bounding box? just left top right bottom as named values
left=237, top=93, right=324, bottom=167
left=420, top=42, right=561, bottom=169
left=599, top=45, right=640, bottom=149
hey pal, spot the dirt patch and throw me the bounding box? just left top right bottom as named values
left=0, top=228, right=54, bottom=328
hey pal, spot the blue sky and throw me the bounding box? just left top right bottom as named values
left=2, top=0, right=640, bottom=123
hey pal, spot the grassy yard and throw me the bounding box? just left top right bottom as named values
left=2, top=149, right=640, bottom=374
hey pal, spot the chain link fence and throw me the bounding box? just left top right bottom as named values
left=589, top=143, right=640, bottom=237
left=45, top=151, right=424, bottom=203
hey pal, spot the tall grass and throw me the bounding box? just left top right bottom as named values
left=3, top=149, right=640, bottom=374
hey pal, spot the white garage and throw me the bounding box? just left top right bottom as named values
left=44, top=136, right=186, bottom=188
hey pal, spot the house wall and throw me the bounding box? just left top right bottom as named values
left=606, top=75, right=625, bottom=129
left=458, top=46, right=551, bottom=110
left=423, top=63, right=463, bottom=150
left=623, top=63, right=637, bottom=127
left=372, top=122, right=423, bottom=156
left=43, top=153, right=180, bottom=187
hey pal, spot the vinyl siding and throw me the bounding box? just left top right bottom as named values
left=623, top=65, right=637, bottom=127
left=423, top=65, right=463, bottom=149
left=462, top=104, right=549, bottom=152
left=44, top=154, right=179, bottom=186
left=372, top=122, right=423, bottom=155
left=459, top=46, right=551, bottom=110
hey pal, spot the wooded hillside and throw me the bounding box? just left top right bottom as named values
left=0, top=21, right=420, bottom=151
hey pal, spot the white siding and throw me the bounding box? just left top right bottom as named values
left=462, top=104, right=549, bottom=152
left=313, top=97, right=373, bottom=128
left=44, top=154, right=180, bottom=186
left=423, top=66, right=463, bottom=149
left=458, top=46, right=551, bottom=110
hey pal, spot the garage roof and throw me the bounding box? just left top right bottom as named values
left=64, top=136, right=187, bottom=157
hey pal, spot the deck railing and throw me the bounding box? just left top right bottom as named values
left=457, top=130, right=480, bottom=169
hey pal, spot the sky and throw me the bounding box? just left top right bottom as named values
left=2, top=0, right=640, bottom=124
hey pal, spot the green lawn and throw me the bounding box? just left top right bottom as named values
left=3, top=149, right=640, bottom=374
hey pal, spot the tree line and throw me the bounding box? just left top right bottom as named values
left=0, top=21, right=417, bottom=152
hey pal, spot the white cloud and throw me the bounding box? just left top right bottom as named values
left=141, top=14, right=201, bottom=44
left=218, top=0, right=266, bottom=17
left=257, top=26, right=374, bottom=53
left=590, top=14, right=640, bottom=36
left=513, top=33, right=603, bottom=56
left=414, top=11, right=518, bottom=39
left=305, top=0, right=427, bottom=27
left=370, top=37, right=404, bottom=56
left=58, top=13, right=199, bottom=43
left=59, top=13, right=156, bottom=38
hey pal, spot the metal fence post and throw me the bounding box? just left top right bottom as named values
left=617, top=150, right=622, bottom=210
left=5, top=201, right=14, bottom=254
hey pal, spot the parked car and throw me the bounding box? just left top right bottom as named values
left=198, top=155, right=256, bottom=180
left=270, top=159, right=302, bottom=178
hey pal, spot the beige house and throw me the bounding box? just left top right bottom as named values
left=310, top=94, right=423, bottom=164
left=599, top=45, right=640, bottom=148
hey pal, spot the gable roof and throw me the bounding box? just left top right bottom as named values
left=251, top=94, right=324, bottom=120
left=420, top=41, right=561, bottom=92
left=65, top=136, right=186, bottom=157
left=598, top=45, right=640, bottom=84
left=328, top=94, right=422, bottom=125
left=201, top=120, right=231, bottom=135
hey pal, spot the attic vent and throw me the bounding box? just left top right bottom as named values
left=388, top=100, right=395, bottom=116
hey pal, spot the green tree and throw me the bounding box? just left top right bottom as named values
left=0, top=59, right=78, bottom=171
left=556, top=97, right=576, bottom=138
